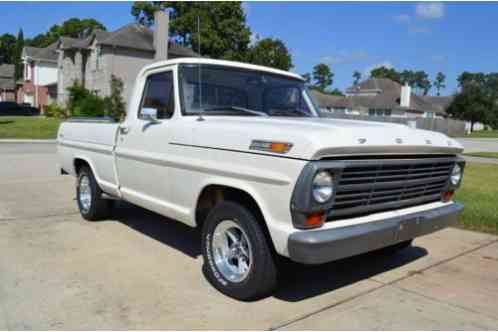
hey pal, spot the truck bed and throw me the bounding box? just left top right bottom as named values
left=57, top=118, right=120, bottom=196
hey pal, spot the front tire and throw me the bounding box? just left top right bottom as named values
left=201, top=201, right=278, bottom=301
left=76, top=166, right=111, bottom=221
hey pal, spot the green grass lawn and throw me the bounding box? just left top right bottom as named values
left=464, top=152, right=498, bottom=159
left=455, top=163, right=498, bottom=235
left=0, top=116, right=62, bottom=139
left=465, top=130, right=498, bottom=138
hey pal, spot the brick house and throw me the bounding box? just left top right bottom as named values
left=18, top=11, right=196, bottom=112
left=18, top=42, right=58, bottom=112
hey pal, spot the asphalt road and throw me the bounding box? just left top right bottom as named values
left=1, top=143, right=497, bottom=329
left=457, top=138, right=498, bottom=153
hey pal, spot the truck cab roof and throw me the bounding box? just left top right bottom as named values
left=139, top=57, right=305, bottom=82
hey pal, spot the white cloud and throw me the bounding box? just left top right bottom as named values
left=393, top=14, right=411, bottom=24
left=364, top=61, right=393, bottom=77
left=416, top=2, right=445, bottom=19
left=321, top=51, right=369, bottom=65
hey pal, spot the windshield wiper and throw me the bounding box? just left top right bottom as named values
left=269, top=108, right=312, bottom=117
left=203, top=106, right=268, bottom=117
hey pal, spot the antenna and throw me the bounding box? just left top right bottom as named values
left=197, top=15, right=204, bottom=121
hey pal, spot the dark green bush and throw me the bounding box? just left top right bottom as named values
left=67, top=83, right=105, bottom=117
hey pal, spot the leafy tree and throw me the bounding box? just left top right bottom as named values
left=370, top=66, right=400, bottom=82
left=352, top=70, right=361, bottom=85
left=447, top=84, right=493, bottom=132
left=312, top=63, right=333, bottom=93
left=247, top=37, right=292, bottom=71
left=447, top=71, right=498, bottom=131
left=329, top=88, right=344, bottom=96
left=27, top=18, right=106, bottom=48
left=0, top=33, right=16, bottom=64
left=104, top=75, right=126, bottom=121
left=434, top=72, right=446, bottom=96
left=413, top=70, right=431, bottom=95
left=14, top=29, right=24, bottom=80
left=301, top=73, right=311, bottom=84
left=399, top=70, right=417, bottom=87
left=131, top=2, right=251, bottom=61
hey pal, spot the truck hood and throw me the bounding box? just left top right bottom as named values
left=189, top=116, right=464, bottom=160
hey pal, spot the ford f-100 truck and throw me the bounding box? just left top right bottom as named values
left=57, top=58, right=465, bottom=300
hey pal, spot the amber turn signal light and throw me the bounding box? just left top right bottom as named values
left=442, top=191, right=454, bottom=202
left=304, top=212, right=325, bottom=228
left=270, top=142, right=291, bottom=153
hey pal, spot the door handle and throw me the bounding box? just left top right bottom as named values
left=119, top=125, right=130, bottom=135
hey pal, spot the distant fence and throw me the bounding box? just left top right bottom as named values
left=319, top=112, right=466, bottom=137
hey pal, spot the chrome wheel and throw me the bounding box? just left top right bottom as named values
left=78, top=175, right=92, bottom=213
left=212, top=220, right=253, bottom=283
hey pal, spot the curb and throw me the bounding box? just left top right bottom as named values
left=0, top=139, right=56, bottom=144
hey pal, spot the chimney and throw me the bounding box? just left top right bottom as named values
left=153, top=10, right=169, bottom=61
left=400, top=84, right=411, bottom=108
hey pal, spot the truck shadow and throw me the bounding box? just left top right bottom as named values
left=109, top=202, right=428, bottom=302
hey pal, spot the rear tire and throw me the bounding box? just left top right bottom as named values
left=201, top=201, right=278, bottom=301
left=76, top=165, right=111, bottom=221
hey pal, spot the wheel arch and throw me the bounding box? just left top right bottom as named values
left=194, top=182, right=277, bottom=254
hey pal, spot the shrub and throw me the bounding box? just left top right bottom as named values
left=67, top=83, right=105, bottom=117
left=103, top=75, right=126, bottom=121
left=44, top=103, right=68, bottom=119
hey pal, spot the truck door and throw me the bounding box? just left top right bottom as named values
left=114, top=68, right=177, bottom=216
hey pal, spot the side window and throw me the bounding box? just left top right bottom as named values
left=139, top=71, right=175, bottom=119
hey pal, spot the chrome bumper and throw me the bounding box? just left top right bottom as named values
left=288, top=203, right=463, bottom=264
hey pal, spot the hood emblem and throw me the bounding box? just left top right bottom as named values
left=425, top=139, right=432, bottom=145
left=395, top=138, right=403, bottom=144
left=358, top=138, right=367, bottom=144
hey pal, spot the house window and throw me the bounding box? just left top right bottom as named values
left=96, top=47, right=102, bottom=71
left=369, top=108, right=392, bottom=117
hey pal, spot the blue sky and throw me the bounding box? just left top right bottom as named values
left=1, top=1, right=497, bottom=95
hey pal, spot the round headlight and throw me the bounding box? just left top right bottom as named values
left=450, top=164, right=462, bottom=186
left=312, top=171, right=334, bottom=203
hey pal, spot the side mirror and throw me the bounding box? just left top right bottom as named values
left=141, top=107, right=159, bottom=123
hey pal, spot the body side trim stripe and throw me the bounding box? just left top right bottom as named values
left=115, top=149, right=291, bottom=186
left=59, top=140, right=113, bottom=155
left=169, top=142, right=307, bottom=161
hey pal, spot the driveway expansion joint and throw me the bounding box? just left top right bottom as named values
left=270, top=238, right=498, bottom=330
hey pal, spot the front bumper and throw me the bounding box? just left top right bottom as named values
left=288, top=202, right=463, bottom=264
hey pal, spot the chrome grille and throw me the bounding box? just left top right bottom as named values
left=327, top=158, right=455, bottom=220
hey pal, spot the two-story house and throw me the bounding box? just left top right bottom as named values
left=19, top=11, right=197, bottom=112
left=18, top=42, right=58, bottom=111
left=57, top=11, right=197, bottom=105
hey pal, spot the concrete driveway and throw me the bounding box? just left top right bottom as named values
left=1, top=142, right=497, bottom=330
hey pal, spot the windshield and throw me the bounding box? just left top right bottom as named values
left=179, top=64, right=318, bottom=117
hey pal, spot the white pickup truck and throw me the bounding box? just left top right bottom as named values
left=57, top=58, right=465, bottom=300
